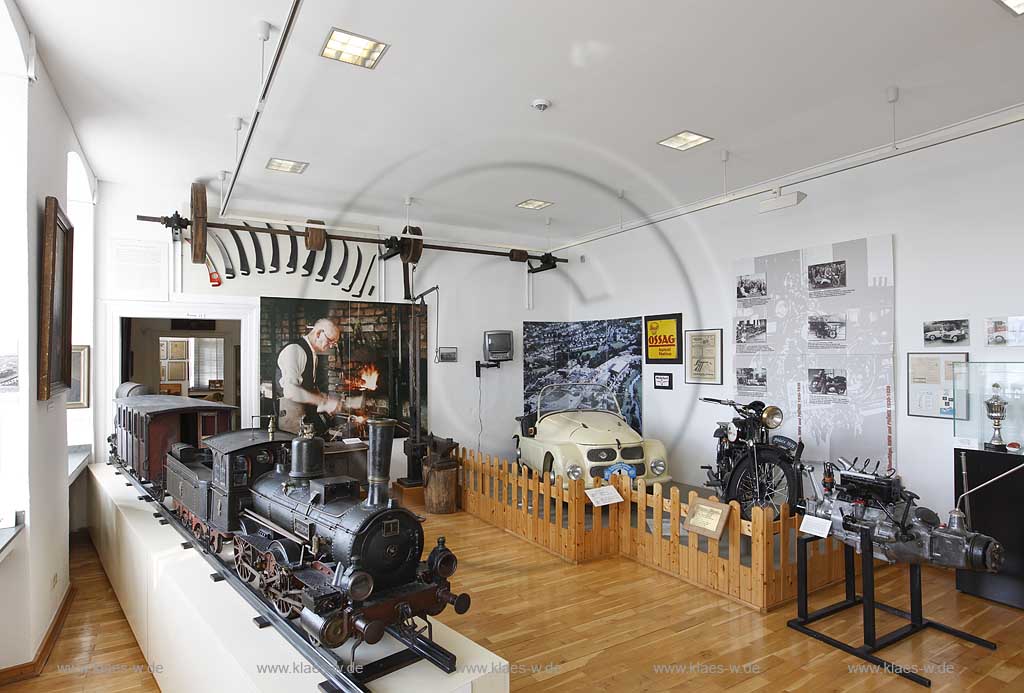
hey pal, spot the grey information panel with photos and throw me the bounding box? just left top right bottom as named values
left=734, top=235, right=895, bottom=466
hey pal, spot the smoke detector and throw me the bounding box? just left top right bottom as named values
left=531, top=98, right=552, bottom=112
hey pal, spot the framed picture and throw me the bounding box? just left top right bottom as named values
left=685, top=328, right=723, bottom=385
left=67, top=345, right=90, bottom=409
left=907, top=352, right=969, bottom=419
left=159, top=340, right=168, bottom=359
left=168, top=340, right=188, bottom=360
left=653, top=373, right=673, bottom=390
left=38, top=197, right=74, bottom=401
left=644, top=313, right=683, bottom=364
left=167, top=361, right=188, bottom=381
left=160, top=363, right=167, bottom=381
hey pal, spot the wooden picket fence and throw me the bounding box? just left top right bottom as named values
left=457, top=449, right=852, bottom=612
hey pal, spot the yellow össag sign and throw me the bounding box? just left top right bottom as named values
left=644, top=313, right=683, bottom=364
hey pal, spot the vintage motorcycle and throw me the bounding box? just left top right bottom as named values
left=699, top=398, right=802, bottom=519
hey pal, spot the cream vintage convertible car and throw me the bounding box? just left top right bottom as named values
left=514, top=383, right=670, bottom=488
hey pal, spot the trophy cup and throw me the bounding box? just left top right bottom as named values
left=984, top=383, right=1008, bottom=453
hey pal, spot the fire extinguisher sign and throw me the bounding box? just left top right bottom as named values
left=644, top=313, right=683, bottom=364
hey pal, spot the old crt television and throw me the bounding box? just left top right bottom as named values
left=483, top=330, right=514, bottom=362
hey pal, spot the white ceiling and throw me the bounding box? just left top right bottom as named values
left=19, top=0, right=1024, bottom=241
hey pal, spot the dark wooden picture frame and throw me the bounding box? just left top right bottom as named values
left=38, top=196, right=74, bottom=401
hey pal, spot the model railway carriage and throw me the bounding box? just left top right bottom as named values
left=110, top=383, right=235, bottom=494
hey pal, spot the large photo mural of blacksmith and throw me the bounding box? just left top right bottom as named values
left=259, top=297, right=428, bottom=439
left=523, top=317, right=644, bottom=432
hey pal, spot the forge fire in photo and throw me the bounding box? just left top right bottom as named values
left=259, top=296, right=427, bottom=439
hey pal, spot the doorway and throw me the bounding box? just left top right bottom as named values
left=119, top=317, right=242, bottom=425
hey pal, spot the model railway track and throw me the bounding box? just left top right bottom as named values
left=108, top=458, right=447, bottom=693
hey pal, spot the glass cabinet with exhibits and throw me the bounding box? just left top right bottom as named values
left=952, top=361, right=1024, bottom=453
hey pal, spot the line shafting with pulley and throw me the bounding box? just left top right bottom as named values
left=139, top=182, right=567, bottom=290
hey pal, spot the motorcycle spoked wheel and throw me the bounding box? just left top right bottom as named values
left=725, top=447, right=798, bottom=521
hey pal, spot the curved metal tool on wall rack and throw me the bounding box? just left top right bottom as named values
left=244, top=221, right=266, bottom=273
left=229, top=228, right=250, bottom=275
left=315, top=239, right=332, bottom=282
left=331, top=240, right=350, bottom=286
left=343, top=246, right=363, bottom=293
left=286, top=226, right=298, bottom=273
left=183, top=233, right=221, bottom=287
left=352, top=253, right=376, bottom=298
left=265, top=222, right=280, bottom=272
left=211, top=232, right=235, bottom=279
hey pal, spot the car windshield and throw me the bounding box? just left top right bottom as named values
left=537, top=383, right=621, bottom=419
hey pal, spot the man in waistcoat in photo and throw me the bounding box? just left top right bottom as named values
left=275, top=318, right=343, bottom=433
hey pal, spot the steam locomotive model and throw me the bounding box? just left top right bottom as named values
left=167, top=416, right=471, bottom=650
left=798, top=459, right=1004, bottom=572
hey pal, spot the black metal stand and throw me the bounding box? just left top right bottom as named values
left=787, top=530, right=996, bottom=687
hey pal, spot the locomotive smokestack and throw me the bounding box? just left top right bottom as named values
left=365, top=418, right=397, bottom=506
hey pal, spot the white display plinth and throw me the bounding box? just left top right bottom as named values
left=87, top=462, right=508, bottom=692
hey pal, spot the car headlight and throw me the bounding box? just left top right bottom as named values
left=761, top=406, right=784, bottom=430
left=650, top=459, right=666, bottom=476
left=566, top=464, right=583, bottom=480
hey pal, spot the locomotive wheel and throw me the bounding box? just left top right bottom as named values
left=234, top=543, right=258, bottom=583
left=212, top=534, right=224, bottom=554
left=267, top=575, right=301, bottom=619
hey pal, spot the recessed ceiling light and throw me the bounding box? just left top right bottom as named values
left=266, top=158, right=308, bottom=174
left=993, top=0, right=1024, bottom=15
left=657, top=130, right=713, bottom=152
left=321, top=28, right=389, bottom=69
left=516, top=199, right=553, bottom=210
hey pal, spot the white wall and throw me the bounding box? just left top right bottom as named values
left=0, top=0, right=97, bottom=667
left=24, top=55, right=96, bottom=662
left=563, top=119, right=1024, bottom=511
left=0, top=0, right=32, bottom=669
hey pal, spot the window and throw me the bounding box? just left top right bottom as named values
left=193, top=338, right=225, bottom=390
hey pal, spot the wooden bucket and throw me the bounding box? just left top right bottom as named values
left=423, top=463, right=458, bottom=514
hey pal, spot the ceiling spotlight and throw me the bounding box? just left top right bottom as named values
left=759, top=189, right=806, bottom=214
left=657, top=130, right=712, bottom=152
left=993, top=0, right=1024, bottom=16
left=321, top=28, right=389, bottom=69
left=517, top=199, right=553, bottom=210
left=266, top=158, right=309, bottom=174
left=531, top=99, right=552, bottom=112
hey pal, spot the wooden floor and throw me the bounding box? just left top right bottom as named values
left=1, top=535, right=158, bottom=693
left=5, top=513, right=1022, bottom=693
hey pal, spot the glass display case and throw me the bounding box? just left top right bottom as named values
left=953, top=361, right=1024, bottom=453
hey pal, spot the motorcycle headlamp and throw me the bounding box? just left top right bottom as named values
left=761, top=406, right=784, bottom=430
